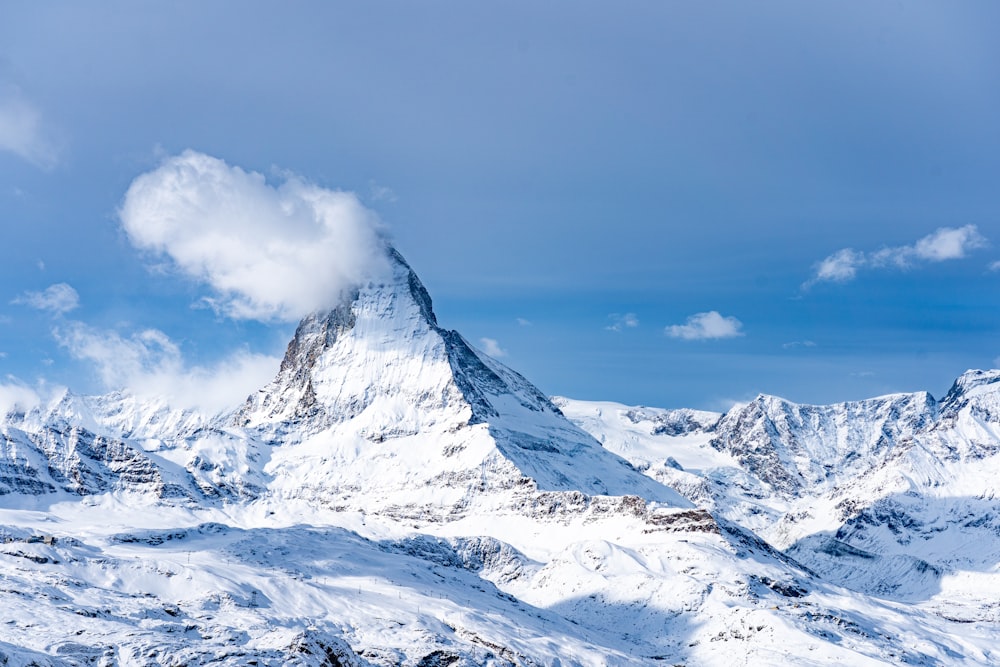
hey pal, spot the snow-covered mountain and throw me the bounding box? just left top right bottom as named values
left=235, top=249, right=688, bottom=517
left=558, top=370, right=1000, bottom=616
left=1, top=248, right=999, bottom=665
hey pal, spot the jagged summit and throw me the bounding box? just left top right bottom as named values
left=238, top=249, right=559, bottom=431
left=940, top=368, right=1000, bottom=410
left=231, top=247, right=688, bottom=511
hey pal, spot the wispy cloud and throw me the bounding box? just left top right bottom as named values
left=0, top=84, right=58, bottom=168
left=120, top=150, right=391, bottom=322
left=516, top=317, right=533, bottom=327
left=812, top=248, right=864, bottom=284
left=782, top=340, right=817, bottom=350
left=13, top=283, right=80, bottom=314
left=478, top=337, right=507, bottom=358
left=605, top=312, right=639, bottom=332
left=368, top=180, right=398, bottom=203
left=805, top=225, right=988, bottom=288
left=666, top=311, right=744, bottom=341
left=709, top=396, right=753, bottom=413
left=53, top=321, right=280, bottom=413
left=0, top=376, right=44, bottom=415
left=989, top=260, right=1000, bottom=272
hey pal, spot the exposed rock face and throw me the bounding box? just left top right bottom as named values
left=708, top=391, right=937, bottom=496
left=0, top=421, right=191, bottom=498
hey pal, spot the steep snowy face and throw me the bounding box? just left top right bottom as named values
left=0, top=418, right=197, bottom=499
left=940, top=369, right=1000, bottom=408
left=709, top=392, right=937, bottom=496
left=238, top=249, right=471, bottom=435
left=27, top=390, right=215, bottom=442
left=934, top=369, right=1000, bottom=446
left=237, top=249, right=686, bottom=510
left=238, top=248, right=570, bottom=436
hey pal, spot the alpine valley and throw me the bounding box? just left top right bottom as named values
left=1, top=248, right=999, bottom=666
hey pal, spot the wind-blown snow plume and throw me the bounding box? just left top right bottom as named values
left=120, top=151, right=391, bottom=322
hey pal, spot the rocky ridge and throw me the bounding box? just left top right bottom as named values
left=558, top=370, right=1000, bottom=615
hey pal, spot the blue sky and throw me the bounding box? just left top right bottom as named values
left=1, top=2, right=999, bottom=412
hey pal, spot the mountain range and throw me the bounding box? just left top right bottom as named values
left=1, top=248, right=998, bottom=665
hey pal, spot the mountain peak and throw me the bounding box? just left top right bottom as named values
left=233, top=247, right=687, bottom=509
left=942, top=368, right=1000, bottom=402
left=236, top=248, right=454, bottom=430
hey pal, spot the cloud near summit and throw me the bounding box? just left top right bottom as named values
left=120, top=151, right=391, bottom=322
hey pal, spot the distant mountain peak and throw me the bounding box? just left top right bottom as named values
left=942, top=368, right=1000, bottom=403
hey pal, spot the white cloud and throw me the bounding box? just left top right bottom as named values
left=913, top=225, right=987, bottom=262
left=54, top=321, right=280, bottom=413
left=782, top=340, right=817, bottom=349
left=806, top=225, right=988, bottom=287
left=516, top=318, right=533, bottom=327
left=606, top=312, right=639, bottom=332
left=478, top=337, right=508, bottom=358
left=13, top=283, right=80, bottom=314
left=119, top=150, right=391, bottom=322
left=989, top=260, right=1000, bottom=272
left=666, top=311, right=744, bottom=341
left=871, top=224, right=987, bottom=267
left=710, top=397, right=752, bottom=413
left=368, top=180, right=398, bottom=203
left=812, top=248, right=864, bottom=284
left=0, top=84, right=58, bottom=168
left=0, top=377, right=43, bottom=415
